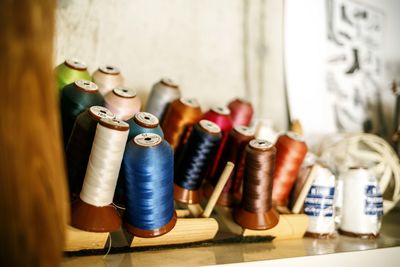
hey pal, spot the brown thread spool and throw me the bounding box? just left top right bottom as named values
left=162, top=97, right=202, bottom=151
left=207, top=126, right=254, bottom=206
left=272, top=132, right=308, bottom=207
left=233, top=139, right=279, bottom=230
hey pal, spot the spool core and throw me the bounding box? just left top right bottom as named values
left=211, top=106, right=230, bottom=116
left=234, top=125, right=255, bottom=137
left=134, top=112, right=159, bottom=128
left=88, top=106, right=115, bottom=121
left=180, top=97, right=200, bottom=108
left=65, top=58, right=87, bottom=70
left=113, top=87, right=136, bottom=98
left=99, top=65, right=120, bottom=75
left=160, top=78, right=179, bottom=88
left=74, top=80, right=98, bottom=92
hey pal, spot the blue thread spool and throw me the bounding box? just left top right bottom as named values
left=60, top=80, right=104, bottom=147
left=114, top=111, right=164, bottom=204
left=123, top=133, right=177, bottom=237
left=174, top=120, right=222, bottom=204
left=127, top=111, right=164, bottom=141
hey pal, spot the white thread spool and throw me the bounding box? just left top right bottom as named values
left=104, top=87, right=142, bottom=121
left=304, top=164, right=336, bottom=237
left=92, top=65, right=124, bottom=96
left=80, top=118, right=129, bottom=206
left=145, top=78, right=181, bottom=121
left=339, top=168, right=383, bottom=238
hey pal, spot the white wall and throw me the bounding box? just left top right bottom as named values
left=55, top=0, right=399, bottom=133
left=55, top=0, right=288, bottom=130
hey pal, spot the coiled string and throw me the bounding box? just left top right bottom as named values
left=241, top=139, right=276, bottom=213
left=162, top=98, right=202, bottom=151
left=202, top=107, right=233, bottom=188
left=55, top=58, right=91, bottom=91
left=66, top=106, right=115, bottom=198
left=212, top=126, right=254, bottom=206
left=228, top=98, right=254, bottom=127
left=145, top=78, right=181, bottom=122
left=175, top=120, right=222, bottom=191
left=105, top=87, right=141, bottom=121
left=92, top=65, right=124, bottom=96
left=272, top=132, right=308, bottom=206
left=123, top=133, right=175, bottom=234
left=60, top=80, right=104, bottom=147
left=80, top=118, right=129, bottom=207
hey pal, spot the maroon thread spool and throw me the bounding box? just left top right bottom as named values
left=234, top=139, right=279, bottom=230
left=212, top=126, right=254, bottom=206
left=228, top=98, right=254, bottom=127
left=272, top=132, right=308, bottom=207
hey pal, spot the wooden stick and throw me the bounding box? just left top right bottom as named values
left=202, top=162, right=235, bottom=218
left=187, top=204, right=204, bottom=217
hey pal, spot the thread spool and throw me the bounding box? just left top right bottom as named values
left=272, top=132, right=308, bottom=206
left=66, top=106, right=115, bottom=198
left=208, top=126, right=255, bottom=206
left=105, top=87, right=141, bottom=121
left=71, top=118, right=129, bottom=232
left=174, top=120, right=222, bottom=204
left=114, top=112, right=164, bottom=204
left=202, top=107, right=233, bottom=185
left=145, top=78, right=181, bottom=122
left=55, top=58, right=91, bottom=91
left=92, top=65, right=124, bottom=96
left=60, top=80, right=104, bottom=147
left=228, top=98, right=254, bottom=127
left=339, top=167, right=383, bottom=238
left=123, top=133, right=177, bottom=237
left=304, top=164, right=336, bottom=238
left=234, top=139, right=279, bottom=230
left=127, top=111, right=163, bottom=141
left=162, top=97, right=202, bottom=151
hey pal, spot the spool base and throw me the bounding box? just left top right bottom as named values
left=125, top=211, right=177, bottom=238
left=233, top=206, right=279, bottom=230
left=305, top=231, right=337, bottom=239
left=71, top=198, right=121, bottom=232
left=233, top=207, right=279, bottom=230
left=338, top=229, right=379, bottom=239
left=174, top=184, right=201, bottom=204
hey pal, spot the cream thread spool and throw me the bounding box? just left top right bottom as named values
left=104, top=87, right=142, bottom=121
left=93, top=65, right=124, bottom=96
left=339, top=167, right=383, bottom=238
left=145, top=78, right=181, bottom=122
left=304, top=164, right=336, bottom=238
left=71, top=118, right=129, bottom=232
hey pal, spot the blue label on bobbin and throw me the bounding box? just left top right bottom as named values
left=364, top=184, right=383, bottom=216
left=304, top=185, right=335, bottom=217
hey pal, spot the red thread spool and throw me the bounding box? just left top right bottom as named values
left=202, top=106, right=233, bottom=188
left=234, top=139, right=279, bottom=230
left=209, top=126, right=254, bottom=206
left=162, top=98, right=202, bottom=151
left=272, top=132, right=308, bottom=206
left=228, top=98, right=254, bottom=126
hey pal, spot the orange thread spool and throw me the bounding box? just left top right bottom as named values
left=162, top=98, right=202, bottom=151
left=272, top=132, right=308, bottom=206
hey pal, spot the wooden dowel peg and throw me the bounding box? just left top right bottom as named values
left=202, top=162, right=235, bottom=218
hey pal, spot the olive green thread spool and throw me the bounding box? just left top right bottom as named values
left=55, top=58, right=91, bottom=91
